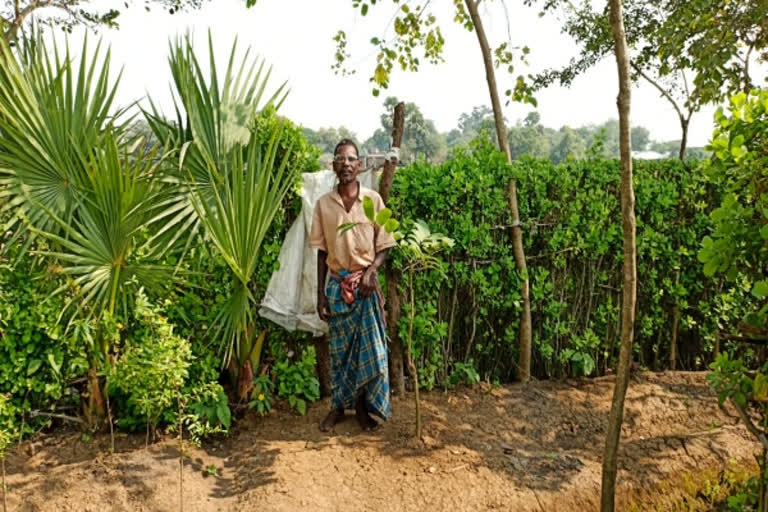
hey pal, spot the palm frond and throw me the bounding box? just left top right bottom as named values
left=137, top=32, right=289, bottom=261
left=29, top=130, right=179, bottom=325
left=0, top=32, right=126, bottom=245
left=188, top=124, right=297, bottom=365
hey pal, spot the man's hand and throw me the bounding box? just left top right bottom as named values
left=359, top=267, right=377, bottom=298
left=317, top=293, right=331, bottom=322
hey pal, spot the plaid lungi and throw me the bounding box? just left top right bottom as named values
left=326, top=270, right=391, bottom=420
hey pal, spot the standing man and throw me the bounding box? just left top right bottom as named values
left=310, top=139, right=396, bottom=432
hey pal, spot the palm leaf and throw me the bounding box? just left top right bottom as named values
left=29, top=130, right=180, bottom=325
left=0, top=32, right=126, bottom=246
left=188, top=124, right=297, bottom=366
left=138, top=31, right=289, bottom=261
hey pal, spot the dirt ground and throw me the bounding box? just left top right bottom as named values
left=4, top=371, right=759, bottom=512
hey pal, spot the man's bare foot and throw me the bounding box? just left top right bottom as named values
left=320, top=409, right=345, bottom=432
left=355, top=394, right=379, bottom=431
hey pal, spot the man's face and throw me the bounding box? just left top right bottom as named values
left=333, top=144, right=360, bottom=186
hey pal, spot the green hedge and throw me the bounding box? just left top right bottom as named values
left=388, top=136, right=749, bottom=385
left=2, top=125, right=752, bottom=430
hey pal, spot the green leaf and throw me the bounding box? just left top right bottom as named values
left=217, top=402, right=231, bottom=429
left=47, top=352, right=62, bottom=375
left=375, top=208, right=392, bottom=226
left=363, top=196, right=375, bottom=221
left=731, top=144, right=747, bottom=159
left=361, top=3, right=368, bottom=15
left=582, top=354, right=595, bottom=376
left=27, top=359, right=42, bottom=376
left=296, top=398, right=307, bottom=416
left=384, top=218, right=400, bottom=233
left=752, top=281, right=768, bottom=298
left=703, top=259, right=718, bottom=277
left=754, top=373, right=768, bottom=402
left=337, top=222, right=359, bottom=235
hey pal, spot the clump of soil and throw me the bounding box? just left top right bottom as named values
left=4, top=372, right=758, bottom=511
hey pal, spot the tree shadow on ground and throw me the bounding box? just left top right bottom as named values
left=4, top=372, right=752, bottom=509
left=216, top=371, right=748, bottom=496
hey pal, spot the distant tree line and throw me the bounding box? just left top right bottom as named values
left=301, top=98, right=708, bottom=166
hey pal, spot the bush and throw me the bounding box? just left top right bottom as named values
left=387, top=136, right=748, bottom=383
left=0, top=237, right=88, bottom=435
left=110, top=292, right=193, bottom=437
left=272, top=344, right=320, bottom=415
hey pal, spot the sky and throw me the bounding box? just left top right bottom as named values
left=54, top=0, right=767, bottom=147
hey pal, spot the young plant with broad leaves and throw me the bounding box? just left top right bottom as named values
left=343, top=200, right=453, bottom=438
left=398, top=220, right=454, bottom=439
left=702, top=88, right=768, bottom=505
left=699, top=89, right=768, bottom=337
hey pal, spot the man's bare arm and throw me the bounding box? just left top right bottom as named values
left=317, top=250, right=331, bottom=321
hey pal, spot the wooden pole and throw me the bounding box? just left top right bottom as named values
left=312, top=335, right=332, bottom=398
left=381, top=102, right=407, bottom=395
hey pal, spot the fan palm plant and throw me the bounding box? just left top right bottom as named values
left=0, top=34, right=182, bottom=426
left=142, top=32, right=288, bottom=258
left=156, top=33, right=298, bottom=399
left=0, top=33, right=125, bottom=246
left=32, top=132, right=177, bottom=322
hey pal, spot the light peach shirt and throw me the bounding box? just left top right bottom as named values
left=309, top=184, right=397, bottom=273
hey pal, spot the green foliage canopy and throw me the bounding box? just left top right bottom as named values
left=699, top=88, right=768, bottom=336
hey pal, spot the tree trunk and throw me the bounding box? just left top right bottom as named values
left=669, top=283, right=680, bottom=371
left=601, top=0, right=637, bottom=510
left=379, top=102, right=405, bottom=202
left=743, top=43, right=754, bottom=94
left=312, top=335, right=332, bottom=398
left=380, top=102, right=406, bottom=396
left=631, top=64, right=691, bottom=164
left=669, top=304, right=679, bottom=370
left=83, top=367, right=105, bottom=429
left=678, top=116, right=689, bottom=162
left=713, top=329, right=720, bottom=359
left=178, top=397, right=184, bottom=512
left=464, top=0, right=532, bottom=383
left=386, top=270, right=405, bottom=394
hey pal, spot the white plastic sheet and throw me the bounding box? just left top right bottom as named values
left=258, top=169, right=381, bottom=336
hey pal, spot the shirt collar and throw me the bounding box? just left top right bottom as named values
left=331, top=181, right=370, bottom=207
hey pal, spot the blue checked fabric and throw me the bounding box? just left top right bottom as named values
left=326, top=270, right=391, bottom=420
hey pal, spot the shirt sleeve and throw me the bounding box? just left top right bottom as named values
left=309, top=201, right=327, bottom=251
left=374, top=194, right=397, bottom=252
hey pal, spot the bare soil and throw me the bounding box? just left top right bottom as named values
left=4, top=371, right=759, bottom=511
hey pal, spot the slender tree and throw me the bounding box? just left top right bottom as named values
left=601, top=0, right=636, bottom=509
left=534, top=0, right=767, bottom=161
left=463, top=0, right=531, bottom=382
